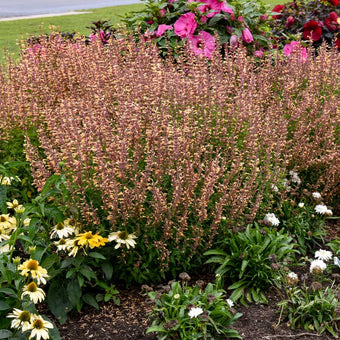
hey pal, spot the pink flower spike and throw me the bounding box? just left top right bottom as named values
left=242, top=28, right=254, bottom=43
left=188, top=30, right=215, bottom=58
left=174, top=12, right=197, bottom=38
left=156, top=24, right=173, bottom=37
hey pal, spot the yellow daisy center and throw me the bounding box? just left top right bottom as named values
left=27, top=282, right=38, bottom=292
left=56, top=222, right=64, bottom=230
left=118, top=231, right=129, bottom=240
left=0, top=215, right=8, bottom=222
left=27, top=260, right=39, bottom=271
left=59, top=239, right=66, bottom=245
left=19, top=311, right=31, bottom=322
left=32, top=319, right=44, bottom=329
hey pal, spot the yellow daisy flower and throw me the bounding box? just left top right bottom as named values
left=7, top=199, right=20, bottom=209
left=21, top=282, right=45, bottom=304
left=18, top=259, right=49, bottom=285
left=0, top=214, right=17, bottom=231
left=74, top=231, right=108, bottom=249
left=108, top=231, right=137, bottom=249
left=0, top=227, right=10, bottom=242
left=7, top=308, right=32, bottom=331
left=27, top=314, right=53, bottom=340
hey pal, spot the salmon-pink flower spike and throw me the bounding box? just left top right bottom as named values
left=242, top=28, right=254, bottom=43
left=174, top=12, right=198, bottom=38
left=156, top=24, right=173, bottom=37
left=302, top=20, right=322, bottom=41
left=283, top=41, right=307, bottom=63
left=188, top=30, right=215, bottom=58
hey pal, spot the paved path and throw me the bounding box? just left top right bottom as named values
left=0, top=0, right=142, bottom=18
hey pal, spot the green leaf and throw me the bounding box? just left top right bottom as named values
left=82, top=294, right=99, bottom=309
left=41, top=254, right=60, bottom=270
left=146, top=325, right=166, bottom=334
left=0, top=288, right=16, bottom=297
left=16, top=234, right=33, bottom=244
left=228, top=281, right=246, bottom=290
left=47, top=280, right=72, bottom=324
left=67, top=280, right=82, bottom=308
left=88, top=252, right=106, bottom=260
left=0, top=301, right=10, bottom=311
left=102, top=262, right=113, bottom=280
left=0, top=330, right=12, bottom=339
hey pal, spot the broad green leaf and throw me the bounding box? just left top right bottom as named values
left=88, top=252, right=106, bottom=260
left=0, top=301, right=10, bottom=311
left=0, top=330, right=12, bottom=339
left=82, top=294, right=99, bottom=309
left=67, top=280, right=82, bottom=308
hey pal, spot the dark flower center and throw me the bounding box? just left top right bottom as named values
left=27, top=260, right=39, bottom=270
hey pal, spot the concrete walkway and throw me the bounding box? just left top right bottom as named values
left=0, top=0, right=141, bottom=19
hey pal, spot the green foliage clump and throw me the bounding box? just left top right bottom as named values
left=146, top=276, right=242, bottom=339
left=205, top=223, right=296, bottom=305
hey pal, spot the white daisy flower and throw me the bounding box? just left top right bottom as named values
left=226, top=299, right=234, bottom=308
left=27, top=314, right=53, bottom=340
left=315, top=249, right=332, bottom=261
left=21, top=282, right=45, bottom=304
left=7, top=308, right=32, bottom=331
left=298, top=202, right=304, bottom=208
left=289, top=171, right=301, bottom=185
left=310, top=259, right=327, bottom=274
left=18, top=259, right=49, bottom=285
left=263, top=213, right=280, bottom=227
left=188, top=306, right=204, bottom=318
left=312, top=192, right=322, bottom=200
left=50, top=221, right=75, bottom=239
left=271, top=184, right=279, bottom=192
left=314, top=205, right=332, bottom=216
left=108, top=231, right=137, bottom=249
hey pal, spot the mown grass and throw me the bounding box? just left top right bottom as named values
left=0, top=4, right=145, bottom=58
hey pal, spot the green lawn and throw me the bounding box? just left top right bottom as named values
left=0, top=0, right=284, bottom=59
left=0, top=4, right=144, bottom=58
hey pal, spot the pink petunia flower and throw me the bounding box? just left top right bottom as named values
left=156, top=24, right=173, bottom=37
left=174, top=12, right=197, bottom=38
left=242, top=28, right=254, bottom=43
left=188, top=30, right=215, bottom=58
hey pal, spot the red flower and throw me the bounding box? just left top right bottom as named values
left=327, top=0, right=339, bottom=5
left=272, top=5, right=285, bottom=19
left=302, top=20, right=323, bottom=41
left=336, top=38, right=340, bottom=48
left=285, top=16, right=295, bottom=28
left=324, top=12, right=338, bottom=32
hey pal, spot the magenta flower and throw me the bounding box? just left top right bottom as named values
left=174, top=12, right=197, bottom=38
left=253, top=49, right=264, bottom=58
left=188, top=31, right=215, bottom=58
left=229, top=35, right=239, bottom=49
left=242, top=28, right=254, bottom=43
left=283, top=41, right=307, bottom=63
left=156, top=24, right=173, bottom=37
left=192, top=0, right=233, bottom=18
left=285, top=16, right=295, bottom=28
